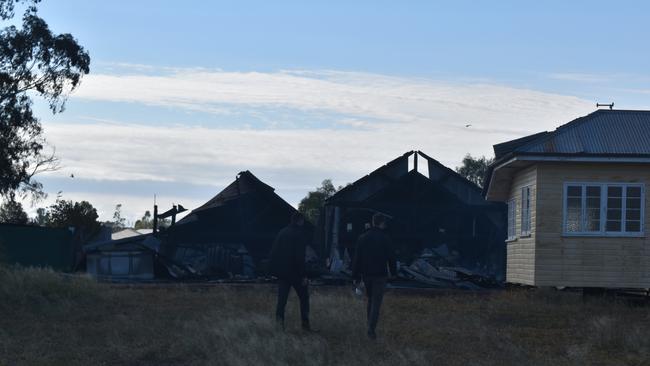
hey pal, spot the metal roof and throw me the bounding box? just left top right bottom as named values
left=483, top=109, right=650, bottom=200
left=496, top=110, right=650, bottom=157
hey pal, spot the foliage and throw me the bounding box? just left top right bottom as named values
left=455, top=154, right=494, bottom=188
left=134, top=210, right=153, bottom=229
left=298, top=179, right=337, bottom=224
left=31, top=206, right=47, bottom=226
left=0, top=198, right=28, bottom=224
left=0, top=0, right=90, bottom=199
left=111, top=204, right=126, bottom=231
left=46, top=199, right=100, bottom=240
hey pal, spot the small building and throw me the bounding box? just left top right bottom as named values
left=484, top=109, right=650, bottom=288
left=0, top=223, right=75, bottom=271
left=325, top=151, right=507, bottom=280
left=84, top=234, right=158, bottom=281
left=164, top=170, right=315, bottom=277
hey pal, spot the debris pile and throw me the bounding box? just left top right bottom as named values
left=398, top=246, right=500, bottom=289
left=166, top=243, right=255, bottom=279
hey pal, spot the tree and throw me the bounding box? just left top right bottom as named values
left=111, top=204, right=126, bottom=231
left=31, top=206, right=47, bottom=226
left=456, top=154, right=494, bottom=188
left=134, top=210, right=153, bottom=229
left=0, top=0, right=90, bottom=199
left=0, top=198, right=28, bottom=224
left=47, top=199, right=100, bottom=240
left=298, top=179, right=338, bottom=224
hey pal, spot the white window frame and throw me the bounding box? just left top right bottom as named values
left=521, top=186, right=532, bottom=237
left=507, top=198, right=517, bottom=241
left=563, top=182, right=645, bottom=237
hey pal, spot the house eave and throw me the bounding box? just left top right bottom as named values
left=484, top=154, right=650, bottom=202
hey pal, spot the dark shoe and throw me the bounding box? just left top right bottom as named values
left=367, top=330, right=377, bottom=340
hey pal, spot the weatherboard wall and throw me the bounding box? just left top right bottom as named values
left=505, top=165, right=537, bottom=285
left=534, top=162, right=650, bottom=288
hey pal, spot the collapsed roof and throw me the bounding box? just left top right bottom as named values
left=163, top=171, right=314, bottom=274
left=324, top=151, right=506, bottom=279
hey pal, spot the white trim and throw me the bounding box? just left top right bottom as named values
left=562, top=182, right=645, bottom=237
left=507, top=198, right=517, bottom=241
left=520, top=186, right=531, bottom=236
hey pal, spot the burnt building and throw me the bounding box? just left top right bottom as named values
left=162, top=171, right=314, bottom=277
left=324, top=151, right=506, bottom=280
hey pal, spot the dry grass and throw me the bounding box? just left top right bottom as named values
left=1, top=266, right=650, bottom=366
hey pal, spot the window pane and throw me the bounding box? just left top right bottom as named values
left=607, top=209, right=622, bottom=220
left=586, top=186, right=601, bottom=196
left=566, top=209, right=581, bottom=232
left=606, top=220, right=622, bottom=231
left=587, top=220, right=600, bottom=231
left=567, top=186, right=582, bottom=197
left=626, top=221, right=641, bottom=232
left=586, top=197, right=600, bottom=208
left=586, top=208, right=600, bottom=221
left=627, top=209, right=641, bottom=221
left=607, top=197, right=622, bottom=208
left=587, top=210, right=600, bottom=226
left=521, top=187, right=531, bottom=234
left=608, top=186, right=622, bottom=197
left=567, top=197, right=581, bottom=209
left=627, top=186, right=641, bottom=198
left=627, top=197, right=641, bottom=209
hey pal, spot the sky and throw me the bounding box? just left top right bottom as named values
left=13, top=0, right=650, bottom=222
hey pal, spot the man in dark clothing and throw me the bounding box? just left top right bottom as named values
left=269, top=212, right=313, bottom=331
left=352, top=213, right=397, bottom=340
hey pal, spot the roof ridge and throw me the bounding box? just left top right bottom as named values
left=514, top=110, right=601, bottom=153
left=328, top=151, right=415, bottom=199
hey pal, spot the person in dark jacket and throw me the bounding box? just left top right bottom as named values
left=269, top=212, right=313, bottom=331
left=352, top=213, right=397, bottom=340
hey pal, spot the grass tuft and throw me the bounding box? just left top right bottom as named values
left=1, top=267, right=649, bottom=365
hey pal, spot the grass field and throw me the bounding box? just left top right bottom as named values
left=1, top=266, right=649, bottom=366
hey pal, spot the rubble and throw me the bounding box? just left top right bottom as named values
left=398, top=248, right=501, bottom=289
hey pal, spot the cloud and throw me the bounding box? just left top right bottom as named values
left=547, top=72, right=612, bottom=83
left=38, top=67, right=595, bottom=220
left=73, top=67, right=593, bottom=131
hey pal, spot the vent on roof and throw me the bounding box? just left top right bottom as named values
left=596, top=102, right=614, bottom=110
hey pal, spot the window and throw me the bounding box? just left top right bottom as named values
left=521, top=186, right=532, bottom=236
left=507, top=199, right=516, bottom=240
left=564, top=183, right=644, bottom=236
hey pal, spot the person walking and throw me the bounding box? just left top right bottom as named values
left=352, top=213, right=397, bottom=340
left=269, top=212, right=313, bottom=332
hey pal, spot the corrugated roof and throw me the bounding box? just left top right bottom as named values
left=493, top=132, right=549, bottom=159
left=499, top=110, right=650, bottom=156
left=483, top=109, right=650, bottom=199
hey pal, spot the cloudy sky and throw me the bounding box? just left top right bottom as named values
left=21, top=0, right=650, bottom=222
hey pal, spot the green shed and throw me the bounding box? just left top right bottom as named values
left=0, top=223, right=75, bottom=271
